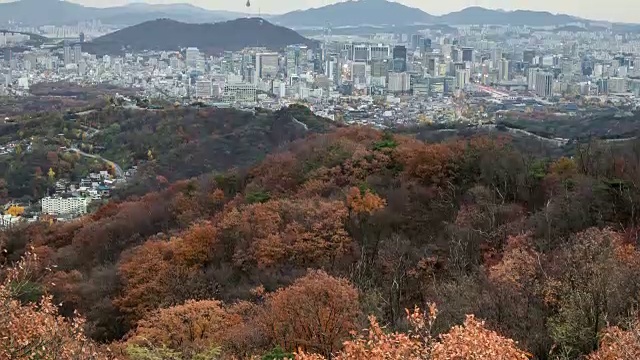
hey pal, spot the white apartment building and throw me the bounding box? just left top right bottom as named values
left=41, top=196, right=90, bottom=216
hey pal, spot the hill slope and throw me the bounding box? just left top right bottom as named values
left=437, top=6, right=579, bottom=26
left=0, top=0, right=240, bottom=26
left=85, top=18, right=314, bottom=54
left=274, top=0, right=583, bottom=27
left=273, top=0, right=434, bottom=27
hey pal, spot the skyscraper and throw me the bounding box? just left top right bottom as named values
left=185, top=47, right=200, bottom=69
left=63, top=41, right=72, bottom=65
left=535, top=72, right=553, bottom=98
left=523, top=50, right=536, bottom=64
left=421, top=38, right=433, bottom=54
left=455, top=68, right=470, bottom=90
left=73, top=44, right=82, bottom=64
left=527, top=67, right=539, bottom=91
left=256, top=52, right=279, bottom=80
left=370, top=45, right=390, bottom=61
left=461, top=47, right=474, bottom=62
left=353, top=45, right=369, bottom=62
left=499, top=59, right=510, bottom=81
left=392, top=45, right=407, bottom=72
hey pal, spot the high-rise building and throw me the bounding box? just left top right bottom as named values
left=499, top=59, right=510, bottom=81
left=285, top=45, right=299, bottom=76
left=455, top=68, right=470, bottom=90
left=63, top=41, right=72, bottom=65
left=353, top=45, right=369, bottom=62
left=527, top=67, right=539, bottom=91
left=421, top=38, right=433, bottom=54
left=392, top=45, right=407, bottom=72
left=370, top=59, right=389, bottom=77
left=79, top=32, right=85, bottom=43
left=73, top=43, right=82, bottom=64
left=351, top=62, right=368, bottom=85
left=387, top=72, right=411, bottom=93
left=185, top=47, right=200, bottom=68
left=370, top=45, right=390, bottom=61
left=523, top=49, right=536, bottom=64
left=451, top=48, right=460, bottom=62
left=410, top=34, right=423, bottom=50
left=607, top=77, right=627, bottom=93
left=461, top=47, right=474, bottom=62
left=535, top=72, right=554, bottom=98
left=195, top=80, right=213, bottom=98
left=256, top=52, right=279, bottom=79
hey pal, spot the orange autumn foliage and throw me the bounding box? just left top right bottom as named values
left=0, top=252, right=112, bottom=360
left=431, top=315, right=531, bottom=359
left=588, top=320, right=640, bottom=360
left=174, top=222, right=218, bottom=266
left=346, top=187, right=386, bottom=215
left=127, top=299, right=241, bottom=357
left=116, top=240, right=175, bottom=319
left=297, top=303, right=529, bottom=360
left=260, top=270, right=361, bottom=357
left=219, top=198, right=352, bottom=268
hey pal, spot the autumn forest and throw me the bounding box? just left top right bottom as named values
left=4, top=107, right=640, bottom=359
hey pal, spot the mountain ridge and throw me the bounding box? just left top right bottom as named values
left=272, top=0, right=588, bottom=27
left=83, top=18, right=316, bottom=55
left=0, top=0, right=245, bottom=26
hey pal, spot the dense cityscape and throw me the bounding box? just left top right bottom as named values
left=3, top=19, right=640, bottom=127
left=5, top=1, right=640, bottom=359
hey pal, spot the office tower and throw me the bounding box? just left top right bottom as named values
left=423, top=54, right=438, bottom=76
left=451, top=48, right=460, bottom=62
left=370, top=59, right=389, bottom=77
left=79, top=32, right=85, bottom=43
left=523, top=49, right=536, bottom=64
left=353, top=45, right=369, bottom=62
left=492, top=49, right=502, bottom=62
left=370, top=45, right=390, bottom=61
left=455, top=68, right=470, bottom=90
left=607, top=77, right=627, bottom=93
left=351, top=62, right=368, bottom=85
left=421, top=38, right=433, bottom=54
left=256, top=52, right=279, bottom=79
left=392, top=45, right=407, bottom=72
left=285, top=45, right=299, bottom=76
left=341, top=43, right=353, bottom=61
left=499, top=59, right=510, bottom=81
left=527, top=67, right=539, bottom=91
left=387, top=72, right=411, bottom=93
left=185, top=47, right=200, bottom=68
left=195, top=80, right=213, bottom=98
left=535, top=72, right=553, bottom=98
left=461, top=47, right=474, bottom=62
left=63, top=41, right=72, bottom=65
left=73, top=43, right=81, bottom=64
left=410, top=34, right=423, bottom=50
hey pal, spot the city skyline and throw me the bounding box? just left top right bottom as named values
left=0, top=0, right=639, bottom=24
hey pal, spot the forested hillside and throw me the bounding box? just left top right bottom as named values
left=0, top=105, right=335, bottom=200
left=3, top=121, right=640, bottom=358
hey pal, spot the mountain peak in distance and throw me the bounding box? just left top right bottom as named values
left=85, top=18, right=315, bottom=55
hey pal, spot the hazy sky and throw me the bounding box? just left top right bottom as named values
left=4, top=0, right=640, bottom=23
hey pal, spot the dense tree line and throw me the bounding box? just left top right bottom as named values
left=4, top=124, right=640, bottom=358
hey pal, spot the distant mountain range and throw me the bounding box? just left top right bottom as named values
left=0, top=0, right=250, bottom=26
left=271, top=0, right=584, bottom=28
left=272, top=0, right=433, bottom=28
left=83, top=18, right=314, bottom=55
left=0, top=0, right=629, bottom=29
